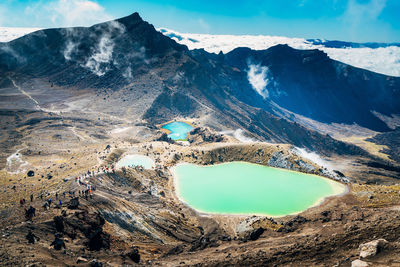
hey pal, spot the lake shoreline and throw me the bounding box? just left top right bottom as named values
left=171, top=161, right=348, bottom=218
left=161, top=121, right=194, bottom=140
left=116, top=154, right=155, bottom=169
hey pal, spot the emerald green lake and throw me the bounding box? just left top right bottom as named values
left=173, top=162, right=346, bottom=217
left=162, top=121, right=194, bottom=140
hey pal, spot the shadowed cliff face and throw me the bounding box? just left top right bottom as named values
left=0, top=13, right=186, bottom=88
left=222, top=45, right=400, bottom=132
left=0, top=12, right=399, bottom=155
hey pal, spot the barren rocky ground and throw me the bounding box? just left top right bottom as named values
left=0, top=12, right=399, bottom=267
left=1, top=107, right=400, bottom=266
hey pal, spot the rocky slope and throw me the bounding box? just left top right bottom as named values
left=368, top=128, right=400, bottom=163
left=1, top=142, right=400, bottom=266
left=0, top=12, right=399, bottom=156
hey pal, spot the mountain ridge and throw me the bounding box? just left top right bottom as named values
left=159, top=27, right=400, bottom=77
left=2, top=23, right=400, bottom=77
left=0, top=12, right=399, bottom=156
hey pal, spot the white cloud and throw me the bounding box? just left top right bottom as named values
left=247, top=62, right=269, bottom=98
left=25, top=0, right=112, bottom=28
left=0, top=27, right=41, bottom=42
left=158, top=28, right=400, bottom=77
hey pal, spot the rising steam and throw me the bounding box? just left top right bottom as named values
left=247, top=62, right=270, bottom=98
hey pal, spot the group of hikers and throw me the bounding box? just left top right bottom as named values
left=20, top=187, right=87, bottom=250
left=20, top=187, right=97, bottom=218
left=19, top=166, right=104, bottom=212
left=18, top=162, right=124, bottom=225
left=14, top=145, right=123, bottom=250
left=26, top=229, right=65, bottom=250
left=42, top=197, right=63, bottom=210
left=19, top=165, right=115, bottom=249
left=75, top=170, right=100, bottom=200
left=20, top=192, right=66, bottom=221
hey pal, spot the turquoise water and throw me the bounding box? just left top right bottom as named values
left=116, top=154, right=155, bottom=169
left=162, top=121, right=194, bottom=140
left=173, top=162, right=345, bottom=216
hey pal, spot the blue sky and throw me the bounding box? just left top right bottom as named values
left=0, top=0, right=399, bottom=42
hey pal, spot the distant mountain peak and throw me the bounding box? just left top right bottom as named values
left=115, top=12, right=143, bottom=28
left=159, top=28, right=400, bottom=77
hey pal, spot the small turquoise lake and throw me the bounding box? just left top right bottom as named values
left=162, top=121, right=194, bottom=140
left=116, top=154, right=155, bottom=169
left=173, top=162, right=346, bottom=217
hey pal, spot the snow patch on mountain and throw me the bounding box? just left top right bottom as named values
left=159, top=28, right=400, bottom=77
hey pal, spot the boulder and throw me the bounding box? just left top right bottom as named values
left=67, top=197, right=79, bottom=209
left=187, top=127, right=225, bottom=144
left=166, top=244, right=184, bottom=255
left=156, top=133, right=174, bottom=143
left=54, top=211, right=109, bottom=250
left=320, top=210, right=331, bottom=222
left=297, top=160, right=315, bottom=172
left=333, top=170, right=345, bottom=177
left=72, top=212, right=110, bottom=251
left=87, top=230, right=110, bottom=251
left=54, top=216, right=65, bottom=232
left=267, top=151, right=294, bottom=169
left=359, top=239, right=388, bottom=258
left=173, top=153, right=181, bottom=161
left=90, top=259, right=103, bottom=267
left=351, top=259, right=369, bottom=267
left=27, top=170, right=35, bottom=177
left=53, top=215, right=76, bottom=239
left=76, top=257, right=88, bottom=263
left=277, top=216, right=308, bottom=233
left=190, top=236, right=219, bottom=251
left=249, top=227, right=264, bottom=241
left=126, top=247, right=140, bottom=263
left=238, top=226, right=264, bottom=242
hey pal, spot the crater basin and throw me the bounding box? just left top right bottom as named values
left=116, top=154, right=155, bottom=169
left=172, top=162, right=346, bottom=217
left=161, top=121, right=194, bottom=140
